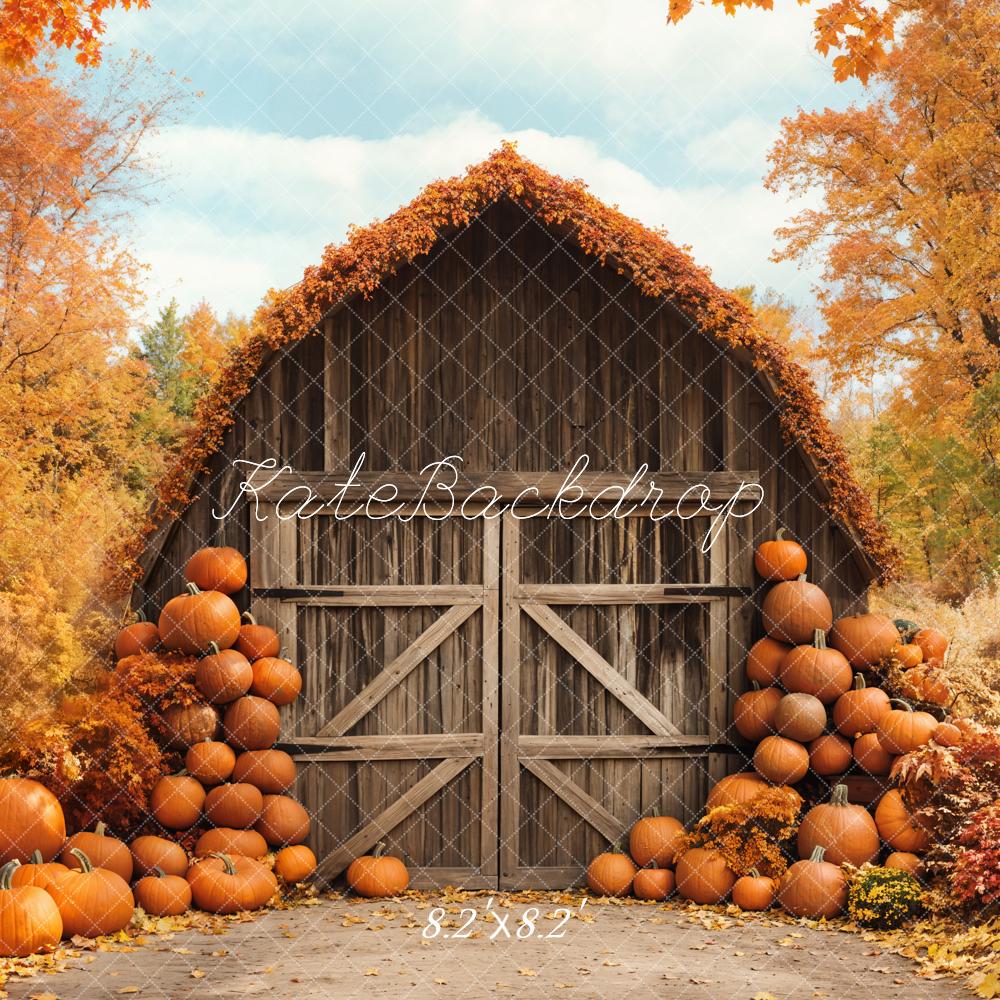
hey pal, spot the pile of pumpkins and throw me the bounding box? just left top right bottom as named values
left=585, top=528, right=961, bottom=920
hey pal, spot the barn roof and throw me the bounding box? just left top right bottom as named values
left=118, top=143, right=900, bottom=589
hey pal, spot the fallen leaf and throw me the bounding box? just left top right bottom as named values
left=518, top=968, right=538, bottom=977
left=364, top=968, right=379, bottom=977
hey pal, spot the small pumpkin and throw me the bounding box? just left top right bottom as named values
left=250, top=657, right=303, bottom=706
left=204, top=783, right=265, bottom=829
left=874, top=790, right=930, bottom=853
left=832, top=674, right=891, bottom=737
left=130, top=836, right=188, bottom=879
left=187, top=853, right=276, bottom=913
left=674, top=848, right=735, bottom=904
left=628, top=815, right=684, bottom=868
left=159, top=582, right=242, bottom=655
left=195, top=643, right=253, bottom=705
left=0, top=778, right=66, bottom=863
left=0, top=860, right=63, bottom=957
left=913, top=628, right=948, bottom=662
left=797, top=783, right=879, bottom=867
left=705, top=772, right=769, bottom=809
left=932, top=721, right=963, bottom=747
left=347, top=843, right=411, bottom=898
left=753, top=735, right=809, bottom=785
left=876, top=700, right=937, bottom=755
left=9, top=851, right=67, bottom=892
left=274, top=845, right=317, bottom=883
left=853, top=733, right=893, bottom=776
left=761, top=575, right=833, bottom=645
left=778, top=629, right=852, bottom=704
left=746, top=637, right=792, bottom=687
left=235, top=612, right=280, bottom=661
left=185, top=739, right=237, bottom=786
left=777, top=845, right=847, bottom=919
left=733, top=683, right=783, bottom=742
left=885, top=852, right=922, bottom=876
left=772, top=692, right=827, bottom=743
left=754, top=529, right=808, bottom=582
left=223, top=696, right=281, bottom=752
left=829, top=613, right=898, bottom=668
left=150, top=774, right=206, bottom=830
left=732, top=868, right=776, bottom=911
left=47, top=848, right=134, bottom=937
left=895, top=643, right=923, bottom=669
left=897, top=665, right=951, bottom=707
left=808, top=734, right=853, bottom=776
left=160, top=702, right=220, bottom=750
left=134, top=868, right=192, bottom=917
left=255, top=795, right=310, bottom=847
left=193, top=828, right=268, bottom=859
left=61, top=822, right=132, bottom=882
left=231, top=749, right=297, bottom=794
left=184, top=546, right=248, bottom=595
left=113, top=610, right=160, bottom=659
left=632, top=864, right=674, bottom=901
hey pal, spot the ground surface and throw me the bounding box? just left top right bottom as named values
left=5, top=894, right=968, bottom=1000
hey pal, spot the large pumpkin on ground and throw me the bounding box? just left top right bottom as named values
left=754, top=736, right=809, bottom=785
left=705, top=772, right=768, bottom=809
left=732, top=869, right=776, bottom=911
left=675, top=848, right=735, bottom=904
left=184, top=546, right=248, bottom=595
left=159, top=583, right=241, bottom=655
left=633, top=865, right=675, bottom=901
left=0, top=779, right=66, bottom=864
left=231, top=749, right=297, bottom=794
left=187, top=853, right=276, bottom=914
left=745, top=637, right=792, bottom=687
left=876, top=701, right=937, bottom=755
left=134, top=869, right=192, bottom=917
left=255, top=795, right=310, bottom=846
left=761, top=576, right=833, bottom=645
left=130, top=836, right=188, bottom=879
left=628, top=815, right=684, bottom=868
left=61, top=823, right=132, bottom=882
left=797, top=784, right=879, bottom=867
left=874, top=790, right=931, bottom=853
left=733, top=684, right=782, bottom=742
left=347, top=843, right=411, bottom=898
left=754, top=529, right=807, bottom=582
left=772, top=692, right=827, bottom=743
left=778, top=630, right=852, bottom=704
left=47, top=849, right=134, bottom=937
left=833, top=674, right=890, bottom=737
left=777, top=846, right=847, bottom=918
left=0, top=860, right=63, bottom=957
left=195, top=644, right=253, bottom=705
left=829, top=613, right=898, bottom=668
left=223, top=696, right=281, bottom=751
left=274, top=846, right=317, bottom=884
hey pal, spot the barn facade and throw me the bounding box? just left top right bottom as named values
left=134, top=147, right=894, bottom=889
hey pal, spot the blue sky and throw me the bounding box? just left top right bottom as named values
left=90, top=0, right=859, bottom=323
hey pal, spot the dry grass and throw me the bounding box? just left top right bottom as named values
left=872, top=580, right=1000, bottom=725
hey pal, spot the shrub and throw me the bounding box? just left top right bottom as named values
left=848, top=868, right=923, bottom=929
left=950, top=805, right=1000, bottom=908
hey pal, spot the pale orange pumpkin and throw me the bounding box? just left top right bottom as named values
left=778, top=630, right=852, bottom=704
left=932, top=721, right=963, bottom=747
left=828, top=613, right=898, bottom=668
left=9, top=851, right=67, bottom=892
left=674, top=848, right=735, bottom=904
left=754, top=529, right=808, bottom=582
left=772, top=692, right=827, bottom=743
left=761, top=576, right=833, bottom=645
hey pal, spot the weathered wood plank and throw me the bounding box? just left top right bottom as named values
left=286, top=734, right=484, bottom=759
left=518, top=735, right=714, bottom=756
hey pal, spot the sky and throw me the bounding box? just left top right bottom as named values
left=87, top=0, right=861, bottom=325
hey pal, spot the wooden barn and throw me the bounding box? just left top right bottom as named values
left=133, top=145, right=897, bottom=889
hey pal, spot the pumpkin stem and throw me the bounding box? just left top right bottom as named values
left=830, top=784, right=849, bottom=806
left=70, top=848, right=93, bottom=873
left=808, top=845, right=827, bottom=863
left=94, top=821, right=107, bottom=837
left=135, top=608, right=147, bottom=623
left=750, top=680, right=761, bottom=691
left=153, top=866, right=167, bottom=878
left=775, top=528, right=786, bottom=541
left=796, top=573, right=807, bottom=582
left=29, top=849, right=43, bottom=864
left=851, top=673, right=866, bottom=691
left=0, top=860, right=21, bottom=890
left=207, top=641, right=221, bottom=656
left=186, top=582, right=202, bottom=596
left=813, top=629, right=827, bottom=649
left=242, top=611, right=257, bottom=625
left=748, top=867, right=761, bottom=878
left=207, top=852, right=237, bottom=875
left=889, top=698, right=914, bottom=712
left=372, top=842, right=386, bottom=859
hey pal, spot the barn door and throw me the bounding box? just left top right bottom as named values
left=250, top=505, right=500, bottom=889
left=498, top=509, right=742, bottom=890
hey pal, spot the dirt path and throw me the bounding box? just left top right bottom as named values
left=5, top=895, right=967, bottom=1000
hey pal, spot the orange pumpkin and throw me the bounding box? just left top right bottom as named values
left=754, top=736, right=809, bottom=785
left=876, top=700, right=937, bottom=755
left=895, top=643, right=923, bottom=669
left=185, top=739, right=237, bottom=786
left=159, top=583, right=241, bottom=655
left=778, top=630, right=852, bottom=704
left=913, top=628, right=948, bottom=662
left=829, top=613, right=898, bottom=668
left=0, top=860, right=63, bottom=957
left=797, top=784, right=879, bottom=867
left=853, top=733, right=894, bottom=776
left=130, top=836, right=188, bottom=879
left=47, top=848, right=134, bottom=937
left=160, top=702, right=220, bottom=750
left=134, top=869, right=192, bottom=916
left=0, top=778, right=66, bottom=863
left=256, top=795, right=310, bottom=847
left=932, top=721, right=963, bottom=747
left=875, top=790, right=930, bottom=853
left=706, top=772, right=769, bottom=809
left=61, top=823, right=132, bottom=882
left=9, top=851, right=67, bottom=892
left=347, top=843, right=411, bottom=898
left=274, top=846, right=317, bottom=883
left=898, top=665, right=951, bottom=707
left=588, top=848, right=637, bottom=897
left=204, top=783, right=264, bottom=829
left=773, top=692, right=827, bottom=743
left=733, top=683, right=783, bottom=742
left=223, top=696, right=281, bottom=752
left=150, top=774, right=206, bottom=830
left=746, top=637, right=792, bottom=687
left=761, top=576, right=833, bottom=645
left=187, top=853, right=276, bottom=913
left=184, top=546, right=248, bottom=595
left=777, top=846, right=847, bottom=918
left=628, top=815, right=684, bottom=868
left=193, top=828, right=269, bottom=860
left=808, top=734, right=852, bottom=776
left=231, top=749, right=297, bottom=794
left=674, top=848, right=735, bottom=904
left=754, top=529, right=808, bottom=581
left=250, top=657, right=302, bottom=706
left=195, top=643, right=253, bottom=705
left=832, top=674, right=891, bottom=737
left=885, top=852, right=922, bottom=876
left=632, top=864, right=675, bottom=901
left=732, top=869, right=776, bottom=911
left=235, top=612, right=280, bottom=661
left=113, top=611, right=160, bottom=659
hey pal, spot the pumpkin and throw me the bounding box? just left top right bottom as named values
left=250, top=657, right=302, bottom=706
left=733, top=683, right=783, bottom=742
left=895, top=643, right=923, bottom=669
left=185, top=739, right=236, bottom=786
left=853, top=733, right=894, bottom=776
left=732, top=869, right=776, bottom=911
left=161, top=702, right=220, bottom=750
left=61, top=822, right=132, bottom=882
left=0, top=860, right=63, bottom=957
left=705, top=772, right=769, bottom=809
left=347, top=843, right=411, bottom=898
left=231, top=749, right=297, bottom=794
left=754, top=735, right=809, bottom=785
left=674, top=848, right=735, bottom=904
left=808, top=734, right=852, bottom=776
left=797, top=784, right=879, bottom=867
left=772, top=692, right=827, bottom=743
left=875, top=790, right=930, bottom=853
left=223, top=696, right=281, bottom=752
left=159, top=583, right=242, bottom=655
left=0, top=778, right=66, bottom=863
left=829, top=613, right=898, bottom=668
left=746, top=637, right=792, bottom=687
left=204, top=783, right=264, bottom=829
left=898, top=665, right=951, bottom=707
left=778, top=630, right=852, bottom=704
left=913, top=628, right=948, bottom=662
left=134, top=869, right=192, bottom=916
left=833, top=674, right=891, bottom=737
left=885, top=852, right=922, bottom=876
left=48, top=849, right=134, bottom=937
left=761, top=575, right=833, bottom=645
left=876, top=700, right=938, bottom=755
left=9, top=851, right=67, bottom=892
left=150, top=774, right=206, bottom=830
left=195, top=643, right=253, bottom=705
left=932, top=721, right=963, bottom=747
left=274, top=846, right=317, bottom=883
left=628, top=815, right=685, bottom=868
left=256, top=795, right=310, bottom=846
left=130, top=836, right=188, bottom=878
left=194, top=828, right=268, bottom=859
left=777, top=845, right=847, bottom=918
left=184, top=546, right=248, bottom=595
left=632, top=864, right=674, bottom=901
left=187, top=853, right=276, bottom=913
left=113, top=611, right=159, bottom=659
left=235, top=612, right=280, bottom=661
left=754, top=529, right=807, bottom=581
